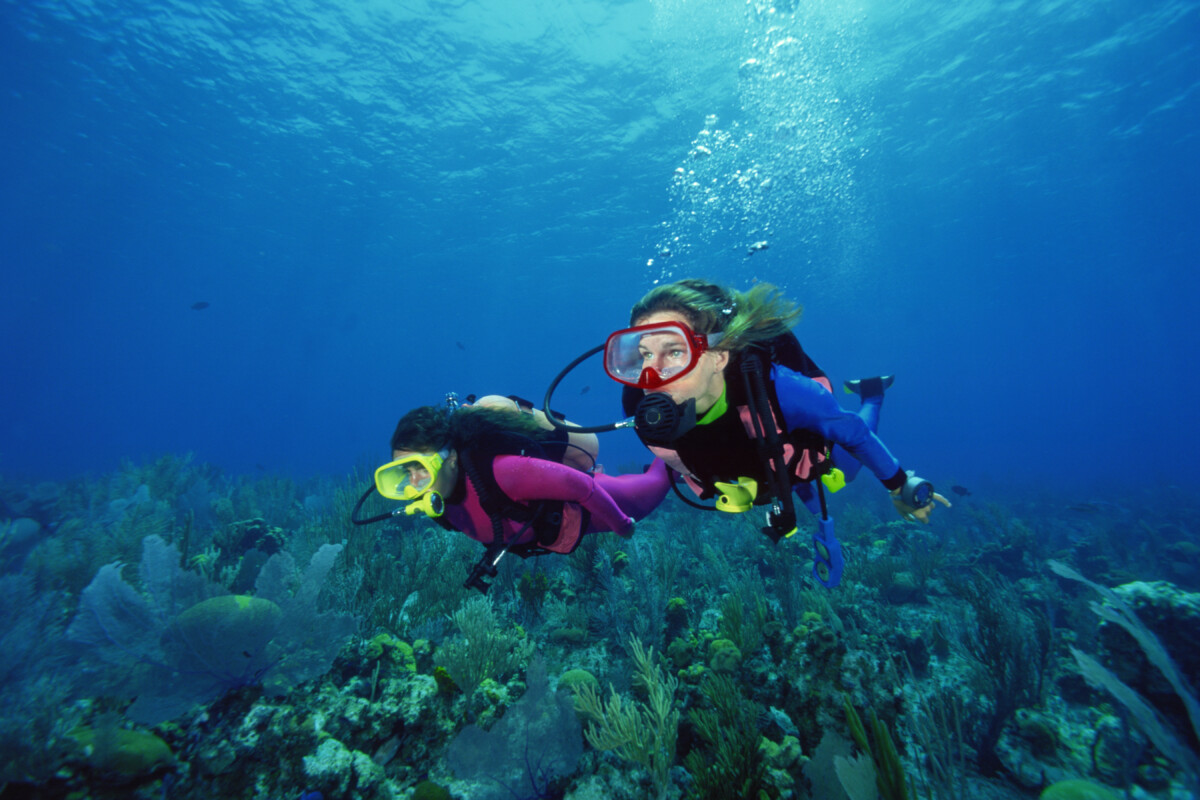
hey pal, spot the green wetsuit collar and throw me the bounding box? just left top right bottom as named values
left=697, top=387, right=729, bottom=425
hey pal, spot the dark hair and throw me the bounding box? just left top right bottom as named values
left=629, top=278, right=801, bottom=353
left=390, top=404, right=551, bottom=454
left=390, top=406, right=452, bottom=453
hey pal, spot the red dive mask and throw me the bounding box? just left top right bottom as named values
left=603, top=321, right=724, bottom=389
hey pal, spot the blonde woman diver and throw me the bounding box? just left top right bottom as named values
left=543, top=278, right=948, bottom=587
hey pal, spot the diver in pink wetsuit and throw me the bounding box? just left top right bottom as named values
left=373, top=397, right=671, bottom=592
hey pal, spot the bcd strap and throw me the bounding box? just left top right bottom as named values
left=459, top=446, right=583, bottom=593
left=739, top=351, right=798, bottom=542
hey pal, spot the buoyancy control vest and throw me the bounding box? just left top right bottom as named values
left=622, top=332, right=833, bottom=501
left=434, top=432, right=588, bottom=556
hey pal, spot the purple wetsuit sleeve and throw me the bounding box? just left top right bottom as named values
left=771, top=364, right=902, bottom=483
left=593, top=459, right=671, bottom=521
left=492, top=455, right=634, bottom=536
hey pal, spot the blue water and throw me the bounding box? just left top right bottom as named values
left=2, top=0, right=1198, bottom=494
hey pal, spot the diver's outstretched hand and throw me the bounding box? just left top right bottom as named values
left=892, top=492, right=951, bottom=523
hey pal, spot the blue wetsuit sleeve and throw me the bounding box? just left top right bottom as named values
left=771, top=364, right=902, bottom=483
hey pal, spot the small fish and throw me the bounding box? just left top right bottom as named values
left=747, top=241, right=769, bottom=255
left=456, top=341, right=466, bottom=351
left=951, top=485, right=971, bottom=497
left=1066, top=503, right=1102, bottom=514
left=190, top=301, right=210, bottom=310
left=580, top=385, right=590, bottom=395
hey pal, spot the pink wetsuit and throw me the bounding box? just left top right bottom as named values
left=442, top=457, right=670, bottom=547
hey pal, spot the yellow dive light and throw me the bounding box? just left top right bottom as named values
left=714, top=477, right=758, bottom=513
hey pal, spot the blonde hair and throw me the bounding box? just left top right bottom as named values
left=629, top=279, right=801, bottom=353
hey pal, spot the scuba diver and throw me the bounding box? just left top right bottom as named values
left=542, top=279, right=949, bottom=588
left=353, top=393, right=670, bottom=592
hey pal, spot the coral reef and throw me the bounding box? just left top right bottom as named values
left=0, top=456, right=1197, bottom=800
